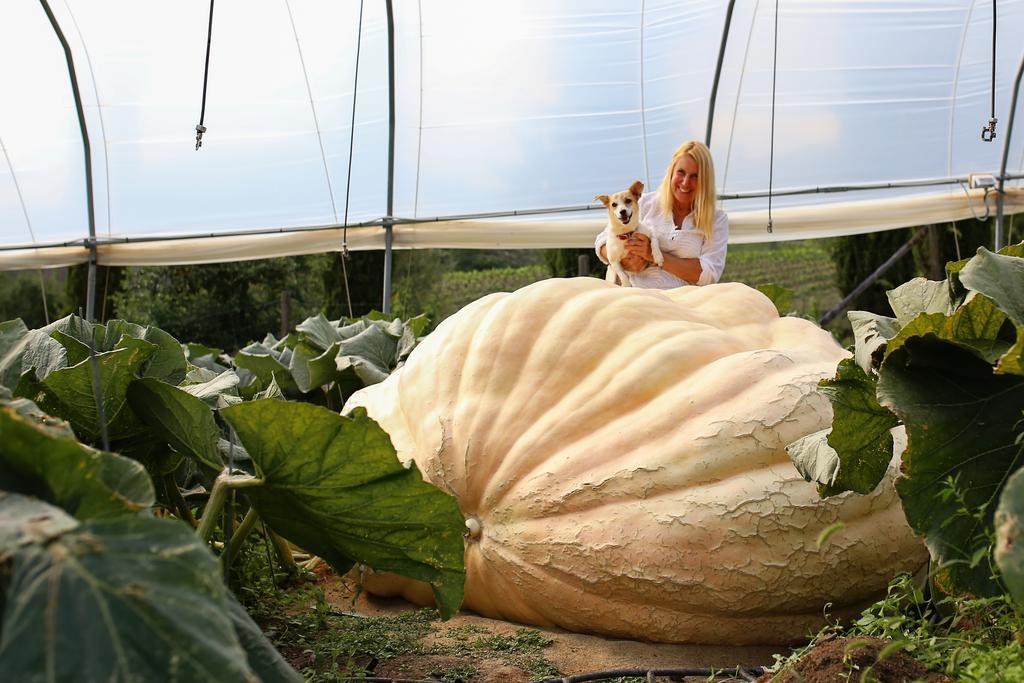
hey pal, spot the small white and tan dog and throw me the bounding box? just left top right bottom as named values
left=595, top=180, right=663, bottom=287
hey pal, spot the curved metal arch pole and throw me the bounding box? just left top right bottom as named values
left=383, top=0, right=396, bottom=314
left=705, top=0, right=737, bottom=148
left=946, top=0, right=978, bottom=177
left=720, top=0, right=761, bottom=192
left=39, top=0, right=97, bottom=320
left=996, top=49, right=1024, bottom=250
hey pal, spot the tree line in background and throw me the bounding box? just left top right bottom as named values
left=0, top=216, right=1010, bottom=351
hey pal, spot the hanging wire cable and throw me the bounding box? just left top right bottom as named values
left=982, top=0, right=997, bottom=141
left=766, top=0, right=779, bottom=232
left=195, top=0, right=215, bottom=150
left=1, top=134, right=50, bottom=323
left=340, top=0, right=366, bottom=319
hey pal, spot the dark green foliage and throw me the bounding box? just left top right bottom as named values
left=830, top=228, right=920, bottom=315
left=543, top=248, right=603, bottom=279
left=391, top=250, right=454, bottom=325
left=65, top=263, right=124, bottom=321
left=0, top=270, right=70, bottom=329
left=114, top=255, right=332, bottom=353
left=323, top=251, right=385, bottom=319
left=830, top=220, right=993, bottom=317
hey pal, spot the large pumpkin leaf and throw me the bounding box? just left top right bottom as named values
left=886, top=277, right=953, bottom=326
left=221, top=400, right=466, bottom=618
left=44, top=315, right=188, bottom=384
left=0, top=399, right=153, bottom=519
left=959, top=247, right=1024, bottom=326
left=848, top=311, right=900, bottom=374
left=998, top=327, right=1024, bottom=376
left=0, top=320, right=66, bottom=391
left=878, top=335, right=1024, bottom=597
left=884, top=293, right=1012, bottom=365
left=181, top=368, right=243, bottom=408
left=104, top=320, right=189, bottom=384
left=787, top=428, right=840, bottom=489
left=947, top=242, right=1024, bottom=305
left=0, top=492, right=288, bottom=682
left=815, top=358, right=900, bottom=496
left=289, top=340, right=341, bottom=393
left=24, top=339, right=156, bottom=443
left=295, top=313, right=342, bottom=350
left=224, top=593, right=302, bottom=683
left=336, top=324, right=401, bottom=386
left=234, top=342, right=299, bottom=395
left=995, top=467, right=1024, bottom=608
left=127, top=378, right=223, bottom=471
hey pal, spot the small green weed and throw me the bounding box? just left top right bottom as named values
left=767, top=572, right=1024, bottom=681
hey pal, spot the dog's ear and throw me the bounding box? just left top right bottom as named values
left=594, top=194, right=611, bottom=207
left=629, top=180, right=644, bottom=198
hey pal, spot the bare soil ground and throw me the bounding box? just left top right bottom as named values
left=322, top=572, right=782, bottom=680
left=756, top=635, right=952, bottom=683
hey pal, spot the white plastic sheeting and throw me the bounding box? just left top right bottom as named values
left=2, top=0, right=1024, bottom=269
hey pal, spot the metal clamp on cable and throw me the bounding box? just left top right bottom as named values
left=195, top=124, right=207, bottom=150
left=982, top=117, right=998, bottom=142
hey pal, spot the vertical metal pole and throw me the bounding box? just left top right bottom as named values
left=382, top=0, right=396, bottom=314
left=39, top=0, right=97, bottom=320
left=996, top=51, right=1024, bottom=251
left=705, top=0, right=737, bottom=148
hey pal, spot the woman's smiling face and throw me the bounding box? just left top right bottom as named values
left=671, top=154, right=700, bottom=212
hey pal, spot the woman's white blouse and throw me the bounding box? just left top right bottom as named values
left=594, top=192, right=729, bottom=289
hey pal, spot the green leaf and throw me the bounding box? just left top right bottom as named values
left=0, top=491, right=78, bottom=550
left=995, top=468, right=1024, bottom=608
left=885, top=293, right=1012, bottom=365
left=848, top=311, right=901, bottom=374
left=50, top=328, right=91, bottom=365
left=960, top=247, right=1024, bottom=326
left=0, top=492, right=275, bottom=683
left=0, top=321, right=66, bottom=390
left=253, top=375, right=285, bottom=401
left=878, top=335, right=1024, bottom=597
left=104, top=320, right=188, bottom=384
left=128, top=378, right=223, bottom=471
left=404, top=314, right=430, bottom=338
left=0, top=399, right=154, bottom=519
left=224, top=593, right=303, bottom=683
left=234, top=343, right=299, bottom=395
left=221, top=401, right=466, bottom=618
left=754, top=283, right=794, bottom=316
left=186, top=342, right=223, bottom=361
left=336, top=324, right=399, bottom=386
left=816, top=359, right=901, bottom=496
left=787, top=428, right=840, bottom=490
left=295, top=313, right=342, bottom=351
left=289, top=340, right=340, bottom=393
left=886, top=277, right=953, bottom=326
left=26, top=340, right=156, bottom=444
left=998, top=326, right=1024, bottom=376
left=180, top=369, right=242, bottom=408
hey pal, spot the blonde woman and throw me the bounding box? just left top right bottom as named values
left=596, top=140, right=729, bottom=288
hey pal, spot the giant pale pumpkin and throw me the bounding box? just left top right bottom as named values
left=345, top=278, right=926, bottom=644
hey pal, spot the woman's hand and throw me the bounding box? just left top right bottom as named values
left=621, top=252, right=647, bottom=272
left=621, top=233, right=653, bottom=271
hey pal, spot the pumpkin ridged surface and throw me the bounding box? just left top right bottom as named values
left=346, top=278, right=926, bottom=644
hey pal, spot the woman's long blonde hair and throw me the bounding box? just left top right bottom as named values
left=658, top=140, right=717, bottom=239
